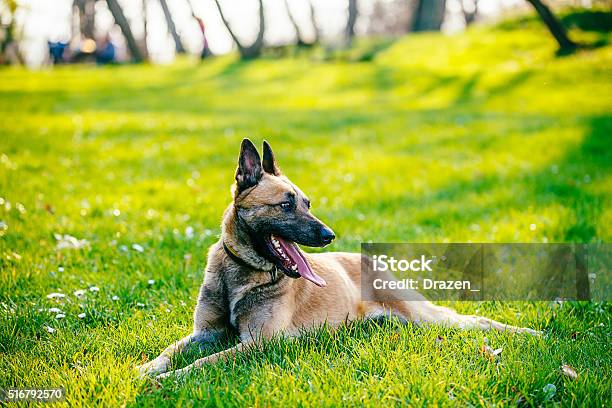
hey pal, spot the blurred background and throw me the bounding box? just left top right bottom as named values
left=1, top=0, right=610, bottom=66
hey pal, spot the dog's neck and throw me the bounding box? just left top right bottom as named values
left=221, top=204, right=276, bottom=272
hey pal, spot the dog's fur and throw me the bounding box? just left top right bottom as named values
left=139, top=139, right=538, bottom=379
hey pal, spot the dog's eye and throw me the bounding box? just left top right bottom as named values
left=280, top=202, right=292, bottom=211
left=305, top=200, right=311, bottom=209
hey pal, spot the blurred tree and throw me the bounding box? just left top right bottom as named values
left=365, top=0, right=411, bottom=36
left=186, top=0, right=212, bottom=59
left=411, top=0, right=446, bottom=32
left=75, top=0, right=96, bottom=39
left=158, top=0, right=186, bottom=54
left=308, top=0, right=320, bottom=44
left=284, top=0, right=307, bottom=46
left=142, top=0, right=149, bottom=59
left=346, top=0, right=358, bottom=45
left=460, top=0, right=478, bottom=26
left=105, top=0, right=144, bottom=62
left=0, top=0, right=24, bottom=64
left=213, top=0, right=265, bottom=60
left=526, top=0, right=577, bottom=52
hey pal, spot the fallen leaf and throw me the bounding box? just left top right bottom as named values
left=561, top=364, right=578, bottom=380
left=480, top=344, right=502, bottom=361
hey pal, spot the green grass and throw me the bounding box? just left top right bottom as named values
left=1, top=14, right=611, bottom=406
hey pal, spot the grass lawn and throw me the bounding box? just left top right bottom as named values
left=1, top=13, right=611, bottom=406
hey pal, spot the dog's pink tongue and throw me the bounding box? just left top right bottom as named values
left=273, top=235, right=326, bottom=287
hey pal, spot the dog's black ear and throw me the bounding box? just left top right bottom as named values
left=235, top=138, right=263, bottom=193
left=262, top=140, right=281, bottom=176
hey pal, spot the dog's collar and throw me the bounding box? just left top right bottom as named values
left=223, top=241, right=282, bottom=282
left=223, top=241, right=253, bottom=269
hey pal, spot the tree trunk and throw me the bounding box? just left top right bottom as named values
left=105, top=0, right=144, bottom=62
left=284, top=0, right=306, bottom=46
left=141, top=0, right=149, bottom=60
left=75, top=0, right=96, bottom=39
left=460, top=0, right=478, bottom=26
left=213, top=0, right=265, bottom=60
left=345, top=0, right=358, bottom=44
left=185, top=0, right=212, bottom=59
left=308, top=0, right=320, bottom=43
left=158, top=0, right=186, bottom=54
left=525, top=0, right=577, bottom=52
left=411, top=0, right=446, bottom=32
left=0, top=0, right=23, bottom=64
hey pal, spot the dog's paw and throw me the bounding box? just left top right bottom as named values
left=137, top=358, right=169, bottom=378
left=155, top=367, right=188, bottom=381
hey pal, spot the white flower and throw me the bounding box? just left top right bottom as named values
left=136, top=303, right=145, bottom=307
left=45, top=326, right=56, bottom=333
left=48, top=307, right=62, bottom=313
left=148, top=279, right=155, bottom=285
left=77, top=313, right=86, bottom=319
left=55, top=234, right=89, bottom=250
left=55, top=313, right=66, bottom=319
left=132, top=244, right=144, bottom=253
left=185, top=226, right=194, bottom=239
left=46, top=293, right=65, bottom=299
left=111, top=295, right=119, bottom=301
left=58, top=267, right=64, bottom=272
left=74, top=289, right=86, bottom=297
left=89, top=286, right=99, bottom=292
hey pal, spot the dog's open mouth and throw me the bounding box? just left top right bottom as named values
left=264, top=235, right=326, bottom=287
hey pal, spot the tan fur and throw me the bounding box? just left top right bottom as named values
left=138, top=143, right=539, bottom=380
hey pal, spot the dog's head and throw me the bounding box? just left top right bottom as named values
left=231, top=138, right=335, bottom=287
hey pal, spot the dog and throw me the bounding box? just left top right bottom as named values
left=138, top=139, right=538, bottom=379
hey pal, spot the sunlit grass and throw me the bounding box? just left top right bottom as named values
left=0, top=15, right=611, bottom=406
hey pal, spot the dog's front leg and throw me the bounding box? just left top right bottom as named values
left=155, top=341, right=256, bottom=380
left=138, top=329, right=225, bottom=377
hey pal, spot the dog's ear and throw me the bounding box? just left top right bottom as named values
left=262, top=140, right=281, bottom=176
left=235, top=138, right=263, bottom=193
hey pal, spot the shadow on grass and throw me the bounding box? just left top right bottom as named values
left=349, top=114, right=609, bottom=242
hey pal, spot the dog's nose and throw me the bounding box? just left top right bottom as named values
left=320, top=227, right=335, bottom=245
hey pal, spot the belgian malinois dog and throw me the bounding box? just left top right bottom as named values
left=139, top=139, right=538, bottom=379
